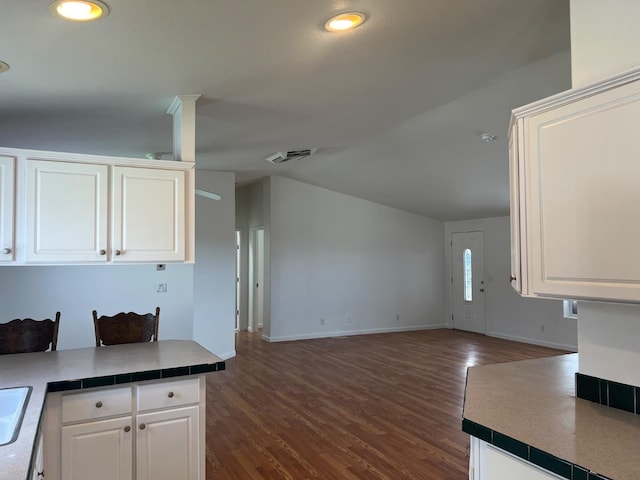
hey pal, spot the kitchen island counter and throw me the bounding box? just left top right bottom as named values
left=0, top=340, right=224, bottom=480
left=463, top=353, right=640, bottom=480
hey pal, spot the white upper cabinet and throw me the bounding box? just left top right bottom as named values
left=112, top=166, right=185, bottom=263
left=510, top=67, right=640, bottom=302
left=0, top=155, right=15, bottom=262
left=26, top=160, right=109, bottom=263
left=0, top=146, right=193, bottom=265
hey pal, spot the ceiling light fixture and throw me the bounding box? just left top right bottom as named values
left=324, top=12, right=366, bottom=32
left=480, top=133, right=497, bottom=143
left=50, top=0, right=109, bottom=21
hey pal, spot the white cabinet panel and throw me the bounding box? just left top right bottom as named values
left=136, top=406, right=199, bottom=480
left=0, top=155, right=15, bottom=262
left=25, top=160, right=108, bottom=262
left=61, top=416, right=133, bottom=480
left=510, top=67, right=640, bottom=302
left=112, top=166, right=185, bottom=262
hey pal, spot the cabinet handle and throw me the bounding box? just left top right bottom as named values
left=95, top=401, right=103, bottom=408
left=37, top=470, right=44, bottom=478
left=168, top=391, right=174, bottom=398
left=114, top=249, right=122, bottom=256
left=510, top=274, right=517, bottom=282
left=124, top=426, right=131, bottom=432
left=2, top=248, right=10, bottom=254
left=99, top=249, right=106, bottom=256
left=139, top=423, right=146, bottom=430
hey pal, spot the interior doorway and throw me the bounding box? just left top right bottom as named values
left=248, top=227, right=265, bottom=332
left=451, top=231, right=486, bottom=333
left=235, top=230, right=241, bottom=331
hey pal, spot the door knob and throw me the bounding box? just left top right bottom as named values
left=95, top=401, right=103, bottom=408
left=139, top=423, right=146, bottom=430
left=99, top=249, right=106, bottom=256
left=168, top=391, right=174, bottom=398
left=114, top=249, right=122, bottom=256
left=124, top=426, right=131, bottom=432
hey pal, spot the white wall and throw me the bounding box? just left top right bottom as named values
left=267, top=175, right=445, bottom=342
left=194, top=170, right=236, bottom=359
left=0, top=264, right=194, bottom=350
left=570, top=0, right=640, bottom=87
left=445, top=217, right=577, bottom=351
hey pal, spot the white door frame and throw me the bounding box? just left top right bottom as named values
left=248, top=226, right=265, bottom=333
left=450, top=231, right=486, bottom=334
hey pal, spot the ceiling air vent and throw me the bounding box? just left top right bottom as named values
left=264, top=149, right=316, bottom=164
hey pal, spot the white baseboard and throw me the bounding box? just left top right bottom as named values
left=486, top=331, right=577, bottom=352
left=216, top=349, right=237, bottom=360
left=263, top=324, right=447, bottom=343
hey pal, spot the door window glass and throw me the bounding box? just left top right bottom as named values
left=464, top=248, right=472, bottom=302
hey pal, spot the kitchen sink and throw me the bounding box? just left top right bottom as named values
left=0, top=386, right=31, bottom=446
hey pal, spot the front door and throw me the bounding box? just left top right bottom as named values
left=451, top=231, right=486, bottom=334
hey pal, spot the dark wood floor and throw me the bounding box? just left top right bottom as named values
left=205, top=329, right=567, bottom=479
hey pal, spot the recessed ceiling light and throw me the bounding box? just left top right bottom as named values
left=50, top=0, right=109, bottom=21
left=0, top=62, right=9, bottom=74
left=324, top=12, right=366, bottom=32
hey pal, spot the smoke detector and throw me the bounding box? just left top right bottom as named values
left=264, top=149, right=316, bottom=164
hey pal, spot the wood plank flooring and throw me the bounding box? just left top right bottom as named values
left=205, top=329, right=567, bottom=479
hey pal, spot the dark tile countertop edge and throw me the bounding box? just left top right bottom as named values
left=0, top=340, right=225, bottom=480
left=462, top=418, right=611, bottom=480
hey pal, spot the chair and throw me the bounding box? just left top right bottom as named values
left=0, top=312, right=60, bottom=354
left=93, top=308, right=160, bottom=346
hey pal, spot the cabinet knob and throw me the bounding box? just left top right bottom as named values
left=168, top=391, right=174, bottom=398
left=510, top=274, right=517, bottom=282
left=124, top=426, right=131, bottom=433
left=99, top=249, right=106, bottom=255
left=479, top=288, right=485, bottom=293
left=95, top=401, right=103, bottom=408
left=114, top=249, right=122, bottom=256
left=2, top=248, right=10, bottom=255
left=139, top=423, right=146, bottom=430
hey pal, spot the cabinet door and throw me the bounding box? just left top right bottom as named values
left=30, top=428, right=44, bottom=480
left=508, top=122, right=524, bottom=293
left=482, top=443, right=562, bottom=479
left=136, top=405, right=199, bottom=480
left=112, top=166, right=185, bottom=262
left=523, top=79, right=640, bottom=301
left=25, top=160, right=109, bottom=262
left=0, top=155, right=15, bottom=262
left=61, top=416, right=133, bottom=480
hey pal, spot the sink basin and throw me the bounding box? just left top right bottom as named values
left=0, top=386, right=31, bottom=446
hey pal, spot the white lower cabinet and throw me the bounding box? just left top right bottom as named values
left=470, top=438, right=562, bottom=480
left=61, top=416, right=133, bottom=480
left=136, top=406, right=199, bottom=480
left=43, top=376, right=205, bottom=480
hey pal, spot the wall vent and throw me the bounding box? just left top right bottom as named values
left=265, top=149, right=316, bottom=164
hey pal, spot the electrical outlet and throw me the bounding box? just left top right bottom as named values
left=156, top=283, right=167, bottom=293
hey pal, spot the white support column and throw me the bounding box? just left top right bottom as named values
left=167, top=95, right=200, bottom=263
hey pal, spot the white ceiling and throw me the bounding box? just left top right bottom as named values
left=0, top=0, right=571, bottom=220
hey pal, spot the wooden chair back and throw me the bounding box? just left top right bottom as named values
left=0, top=312, right=60, bottom=354
left=93, top=308, right=160, bottom=347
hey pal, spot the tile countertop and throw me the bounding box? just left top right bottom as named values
left=0, top=340, right=224, bottom=480
left=463, top=353, right=640, bottom=480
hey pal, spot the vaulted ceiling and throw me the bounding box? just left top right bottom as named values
left=0, top=0, right=571, bottom=220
